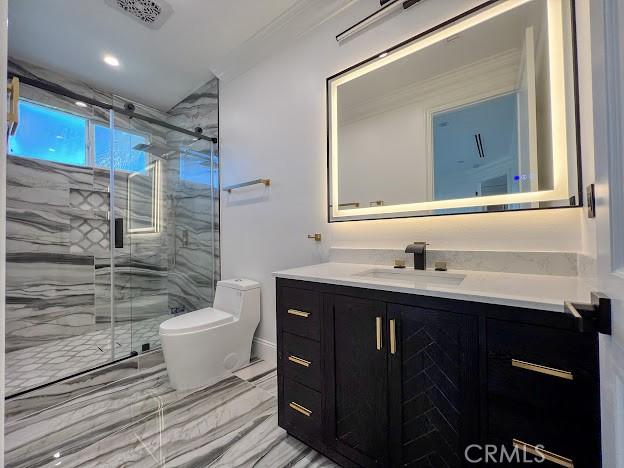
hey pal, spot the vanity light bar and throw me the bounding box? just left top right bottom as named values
left=336, top=0, right=424, bottom=43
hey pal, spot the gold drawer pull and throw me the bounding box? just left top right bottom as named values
left=289, top=401, right=312, bottom=417
left=287, top=309, right=310, bottom=318
left=288, top=355, right=311, bottom=367
left=511, top=359, right=574, bottom=380
left=376, top=316, right=382, bottom=351
left=389, top=319, right=397, bottom=355
left=513, top=439, right=574, bottom=467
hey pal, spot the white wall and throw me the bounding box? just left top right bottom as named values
left=1, top=0, right=8, bottom=462
left=220, top=0, right=586, bottom=354
left=339, top=103, right=428, bottom=207
left=575, top=0, right=597, bottom=260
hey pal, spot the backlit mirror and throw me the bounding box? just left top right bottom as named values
left=328, top=0, right=580, bottom=221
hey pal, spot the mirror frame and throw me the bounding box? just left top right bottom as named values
left=326, top=0, right=582, bottom=222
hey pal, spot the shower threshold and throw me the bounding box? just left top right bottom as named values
left=5, top=314, right=170, bottom=397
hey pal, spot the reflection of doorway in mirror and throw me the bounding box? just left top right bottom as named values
left=432, top=93, right=519, bottom=202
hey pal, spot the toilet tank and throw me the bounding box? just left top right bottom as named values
left=213, top=279, right=261, bottom=319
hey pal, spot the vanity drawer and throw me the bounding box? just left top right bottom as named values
left=486, top=320, right=601, bottom=466
left=486, top=319, right=597, bottom=375
left=282, top=332, right=321, bottom=392
left=279, top=287, right=321, bottom=341
left=282, top=378, right=321, bottom=438
left=488, top=397, right=600, bottom=467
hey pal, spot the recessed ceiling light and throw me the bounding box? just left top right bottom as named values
left=103, top=54, right=120, bottom=67
left=378, top=52, right=388, bottom=58
left=75, top=101, right=88, bottom=108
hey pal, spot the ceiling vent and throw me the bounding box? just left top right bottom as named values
left=104, top=0, right=174, bottom=30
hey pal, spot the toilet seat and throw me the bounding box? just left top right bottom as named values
left=159, top=308, right=234, bottom=336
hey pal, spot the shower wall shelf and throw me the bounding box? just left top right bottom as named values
left=223, top=178, right=271, bottom=193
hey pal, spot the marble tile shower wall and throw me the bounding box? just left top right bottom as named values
left=6, top=156, right=100, bottom=352
left=6, top=59, right=220, bottom=357
left=166, top=78, right=221, bottom=311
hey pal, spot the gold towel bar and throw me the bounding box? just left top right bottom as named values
left=223, top=178, right=270, bottom=193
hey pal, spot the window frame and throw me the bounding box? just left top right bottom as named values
left=9, top=98, right=151, bottom=174
left=8, top=98, right=90, bottom=166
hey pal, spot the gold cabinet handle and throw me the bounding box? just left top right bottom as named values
left=511, top=359, right=574, bottom=381
left=389, top=319, right=397, bottom=355
left=513, top=439, right=574, bottom=467
left=288, top=355, right=311, bottom=367
left=376, top=316, right=382, bottom=351
left=289, top=402, right=312, bottom=417
left=7, top=77, right=19, bottom=136
left=287, top=309, right=310, bottom=318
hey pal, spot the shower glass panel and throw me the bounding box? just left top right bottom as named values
left=111, top=103, right=219, bottom=356
left=5, top=82, right=116, bottom=396
left=4, top=78, right=219, bottom=397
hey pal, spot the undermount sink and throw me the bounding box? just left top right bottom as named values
left=352, top=268, right=466, bottom=287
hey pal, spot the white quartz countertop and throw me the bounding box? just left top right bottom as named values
left=273, top=262, right=594, bottom=312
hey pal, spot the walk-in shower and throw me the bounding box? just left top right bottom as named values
left=4, top=70, right=219, bottom=397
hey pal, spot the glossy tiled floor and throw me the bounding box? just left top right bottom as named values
left=5, top=315, right=169, bottom=396
left=4, top=352, right=338, bottom=468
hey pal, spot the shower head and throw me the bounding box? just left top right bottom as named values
left=133, top=143, right=177, bottom=159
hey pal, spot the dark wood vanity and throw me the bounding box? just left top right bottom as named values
left=276, top=278, right=602, bottom=467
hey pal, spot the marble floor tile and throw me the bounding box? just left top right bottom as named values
left=234, top=359, right=278, bottom=397
left=5, top=350, right=164, bottom=424
left=5, top=315, right=169, bottom=396
left=5, top=357, right=337, bottom=468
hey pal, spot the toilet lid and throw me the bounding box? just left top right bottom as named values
left=159, top=308, right=234, bottom=335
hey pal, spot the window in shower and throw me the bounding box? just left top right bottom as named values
left=8, top=99, right=149, bottom=173
left=93, top=124, right=149, bottom=172
left=8, top=100, right=87, bottom=165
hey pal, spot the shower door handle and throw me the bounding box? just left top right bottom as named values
left=114, top=218, right=124, bottom=248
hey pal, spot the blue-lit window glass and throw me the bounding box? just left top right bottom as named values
left=94, top=125, right=148, bottom=173
left=8, top=100, right=86, bottom=165
left=180, top=154, right=215, bottom=186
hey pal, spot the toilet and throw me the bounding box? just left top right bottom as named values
left=159, top=278, right=261, bottom=390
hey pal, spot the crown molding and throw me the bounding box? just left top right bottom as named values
left=339, top=48, right=522, bottom=125
left=212, top=0, right=359, bottom=83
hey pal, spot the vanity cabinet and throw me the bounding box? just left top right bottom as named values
left=276, top=278, right=601, bottom=468
left=387, top=304, right=480, bottom=467
left=325, top=295, right=389, bottom=467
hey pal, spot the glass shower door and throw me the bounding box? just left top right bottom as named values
left=112, top=112, right=218, bottom=355
left=4, top=85, right=117, bottom=395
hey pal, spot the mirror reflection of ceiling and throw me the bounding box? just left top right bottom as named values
left=338, top=1, right=545, bottom=123
left=8, top=0, right=353, bottom=110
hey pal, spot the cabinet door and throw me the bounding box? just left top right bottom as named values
left=388, top=304, right=480, bottom=468
left=324, top=294, right=389, bottom=467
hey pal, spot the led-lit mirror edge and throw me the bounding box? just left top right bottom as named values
left=327, top=0, right=581, bottom=222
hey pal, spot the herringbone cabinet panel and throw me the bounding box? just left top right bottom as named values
left=389, top=305, right=479, bottom=468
